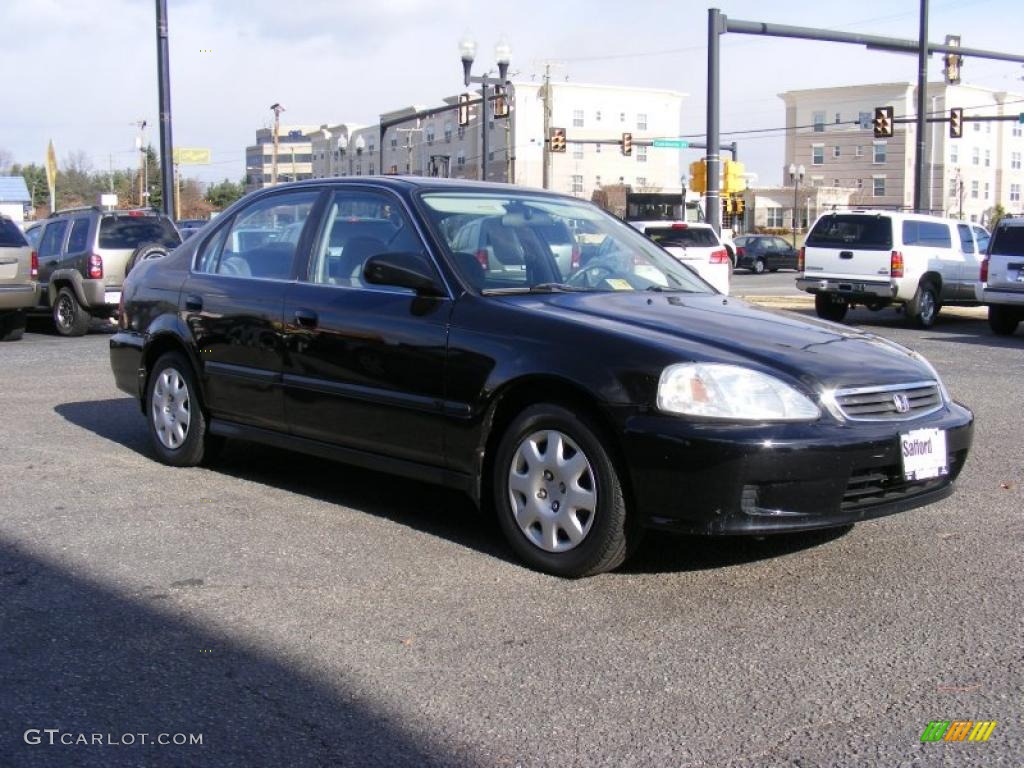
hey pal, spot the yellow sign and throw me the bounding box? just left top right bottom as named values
left=172, top=147, right=211, bottom=164
left=45, top=140, right=57, bottom=190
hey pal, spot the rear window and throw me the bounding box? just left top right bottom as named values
left=0, top=219, right=28, bottom=247
left=806, top=215, right=893, bottom=251
left=990, top=225, right=1024, bottom=257
left=903, top=220, right=951, bottom=248
left=646, top=227, right=718, bottom=247
left=99, top=216, right=181, bottom=249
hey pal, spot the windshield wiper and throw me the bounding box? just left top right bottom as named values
left=645, top=285, right=699, bottom=293
left=482, top=282, right=577, bottom=295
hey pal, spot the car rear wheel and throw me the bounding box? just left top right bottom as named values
left=146, top=352, right=221, bottom=467
left=753, top=258, right=766, bottom=274
left=907, top=281, right=940, bottom=329
left=493, top=404, right=635, bottom=577
left=53, top=287, right=90, bottom=337
left=814, top=293, right=848, bottom=322
left=988, top=305, right=1021, bottom=336
left=0, top=310, right=26, bottom=341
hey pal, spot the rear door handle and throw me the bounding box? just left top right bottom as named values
left=185, top=294, right=203, bottom=311
left=839, top=251, right=854, bottom=259
left=293, top=309, right=318, bottom=328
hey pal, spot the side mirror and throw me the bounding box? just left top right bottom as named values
left=363, top=252, right=444, bottom=297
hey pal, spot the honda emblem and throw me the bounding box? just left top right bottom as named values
left=893, top=393, right=911, bottom=413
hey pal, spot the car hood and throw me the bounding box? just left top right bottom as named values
left=512, top=291, right=935, bottom=390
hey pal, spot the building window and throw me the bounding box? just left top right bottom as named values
left=833, top=178, right=840, bottom=186
left=368, top=164, right=375, bottom=175
left=970, top=214, right=978, bottom=223
left=573, top=144, right=584, bottom=160
left=573, top=109, right=584, bottom=128
left=595, top=175, right=602, bottom=186
left=571, top=174, right=584, bottom=195
left=766, top=207, right=783, bottom=227
left=444, top=122, right=453, bottom=142
left=390, top=137, right=398, bottom=148
left=1011, top=184, right=1021, bottom=203
left=812, top=145, right=824, bottom=165
left=873, top=177, right=886, bottom=197
left=973, top=122, right=981, bottom=132
left=984, top=182, right=990, bottom=200
left=855, top=145, right=864, bottom=158
left=1013, top=124, right=1022, bottom=138
left=595, top=143, right=601, bottom=153
left=949, top=177, right=958, bottom=198
left=833, top=145, right=841, bottom=158
left=595, top=110, right=602, bottom=122
left=456, top=151, right=465, bottom=167
left=813, top=111, right=826, bottom=132
left=458, top=126, right=465, bottom=139
left=835, top=112, right=841, bottom=124
left=972, top=147, right=980, bottom=165
left=637, top=113, right=647, bottom=130
left=971, top=180, right=979, bottom=199
left=984, top=149, right=991, bottom=167
left=873, top=142, right=887, bottom=164
left=950, top=144, right=958, bottom=163
left=858, top=111, right=871, bottom=129
left=368, top=143, right=375, bottom=154
left=1013, top=152, right=1022, bottom=169
left=619, top=112, right=626, bottom=123
left=636, top=145, right=647, bottom=163
left=488, top=151, right=494, bottom=161
left=426, top=127, right=435, bottom=145
left=635, top=176, right=646, bottom=187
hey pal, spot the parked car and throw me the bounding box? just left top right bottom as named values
left=629, top=221, right=731, bottom=294
left=29, top=206, right=182, bottom=336
left=798, top=210, right=988, bottom=326
left=0, top=216, right=39, bottom=341
left=449, top=214, right=580, bottom=277
left=111, top=178, right=973, bottom=577
left=734, top=235, right=799, bottom=274
left=977, top=215, right=1024, bottom=335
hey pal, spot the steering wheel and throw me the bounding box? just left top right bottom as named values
left=567, top=264, right=615, bottom=289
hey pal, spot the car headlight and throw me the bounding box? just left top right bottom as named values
left=657, top=363, right=821, bottom=421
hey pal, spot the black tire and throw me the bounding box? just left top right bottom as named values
left=0, top=310, right=26, bottom=341
left=988, top=305, right=1021, bottom=336
left=907, top=281, right=940, bottom=329
left=126, top=242, right=169, bottom=276
left=814, top=293, right=848, bottom=322
left=753, top=258, right=766, bottom=274
left=146, top=352, right=222, bottom=467
left=52, top=286, right=90, bottom=337
left=492, top=403, right=637, bottom=577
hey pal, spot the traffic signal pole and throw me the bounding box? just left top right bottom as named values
left=706, top=9, right=724, bottom=235
left=913, top=0, right=930, bottom=213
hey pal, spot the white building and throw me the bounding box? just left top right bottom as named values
left=780, top=82, right=1024, bottom=225
left=0, top=176, right=31, bottom=224
left=313, top=82, right=687, bottom=201
left=244, top=124, right=320, bottom=191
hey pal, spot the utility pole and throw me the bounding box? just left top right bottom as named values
left=270, top=103, right=285, bottom=185
left=155, top=0, right=174, bottom=218
left=541, top=64, right=552, bottom=189
left=913, top=0, right=929, bottom=212
left=108, top=154, right=114, bottom=194
left=134, top=119, right=147, bottom=206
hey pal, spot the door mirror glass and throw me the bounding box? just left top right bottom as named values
left=363, top=252, right=443, bottom=296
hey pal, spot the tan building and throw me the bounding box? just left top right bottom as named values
left=244, top=124, right=320, bottom=191
left=780, top=82, right=1024, bottom=225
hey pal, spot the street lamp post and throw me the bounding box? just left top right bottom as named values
left=788, top=163, right=805, bottom=249
left=460, top=36, right=511, bottom=182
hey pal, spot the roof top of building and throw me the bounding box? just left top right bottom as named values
left=0, top=176, right=31, bottom=203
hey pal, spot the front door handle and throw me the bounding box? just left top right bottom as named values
left=185, top=294, right=203, bottom=311
left=293, top=308, right=318, bottom=328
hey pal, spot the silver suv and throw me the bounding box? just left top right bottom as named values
left=0, top=216, right=39, bottom=341
left=25, top=207, right=181, bottom=336
left=977, top=216, right=1024, bottom=336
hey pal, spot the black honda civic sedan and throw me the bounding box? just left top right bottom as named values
left=111, top=178, right=972, bottom=577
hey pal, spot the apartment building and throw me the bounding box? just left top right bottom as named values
left=779, top=82, right=1024, bottom=224
left=244, top=124, right=320, bottom=192
left=309, top=81, right=686, bottom=200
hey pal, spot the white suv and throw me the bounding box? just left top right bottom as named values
left=798, top=210, right=988, bottom=327
left=976, top=216, right=1024, bottom=335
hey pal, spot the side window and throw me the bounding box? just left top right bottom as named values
left=24, top=226, right=43, bottom=250
left=216, top=190, right=319, bottom=279
left=973, top=227, right=990, bottom=253
left=308, top=190, right=428, bottom=287
left=194, top=224, right=231, bottom=274
left=38, top=221, right=68, bottom=259
left=903, top=220, right=951, bottom=249
left=957, top=224, right=975, bottom=254
left=66, top=219, right=91, bottom=254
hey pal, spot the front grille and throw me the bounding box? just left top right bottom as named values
left=832, top=381, right=942, bottom=421
left=841, top=450, right=964, bottom=512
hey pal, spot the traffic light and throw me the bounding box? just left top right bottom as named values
left=458, top=93, right=470, bottom=127
left=734, top=197, right=745, bottom=215
left=873, top=106, right=894, bottom=138
left=721, top=196, right=732, bottom=219
left=689, top=159, right=706, bottom=193
left=549, top=127, right=566, bottom=153
left=949, top=107, right=963, bottom=139
left=621, top=132, right=632, bottom=156
left=723, top=160, right=746, bottom=194
left=943, top=34, right=962, bottom=85
left=493, top=86, right=509, bottom=118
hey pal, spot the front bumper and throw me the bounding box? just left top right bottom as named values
left=619, top=402, right=973, bottom=535
left=797, top=277, right=896, bottom=301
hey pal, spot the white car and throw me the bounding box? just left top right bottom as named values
left=629, top=221, right=732, bottom=294
left=976, top=215, right=1024, bottom=335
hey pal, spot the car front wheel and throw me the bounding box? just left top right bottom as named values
left=493, top=404, right=635, bottom=577
left=146, top=352, right=221, bottom=467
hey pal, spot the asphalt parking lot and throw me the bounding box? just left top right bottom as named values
left=1, top=308, right=1021, bottom=767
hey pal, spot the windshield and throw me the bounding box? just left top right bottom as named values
left=419, top=191, right=713, bottom=295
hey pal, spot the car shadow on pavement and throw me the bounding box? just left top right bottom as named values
left=0, top=539, right=478, bottom=768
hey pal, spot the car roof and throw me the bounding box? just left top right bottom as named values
left=261, top=175, right=578, bottom=202
left=995, top=216, right=1024, bottom=228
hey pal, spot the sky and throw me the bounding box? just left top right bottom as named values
left=2, top=0, right=1022, bottom=188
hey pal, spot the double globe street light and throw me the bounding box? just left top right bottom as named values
left=459, top=36, right=512, bottom=182
left=788, top=162, right=805, bottom=249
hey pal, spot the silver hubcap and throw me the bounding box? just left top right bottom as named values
left=920, top=290, right=935, bottom=323
left=508, top=430, right=597, bottom=553
left=57, top=295, right=73, bottom=328
left=151, top=368, right=191, bottom=450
